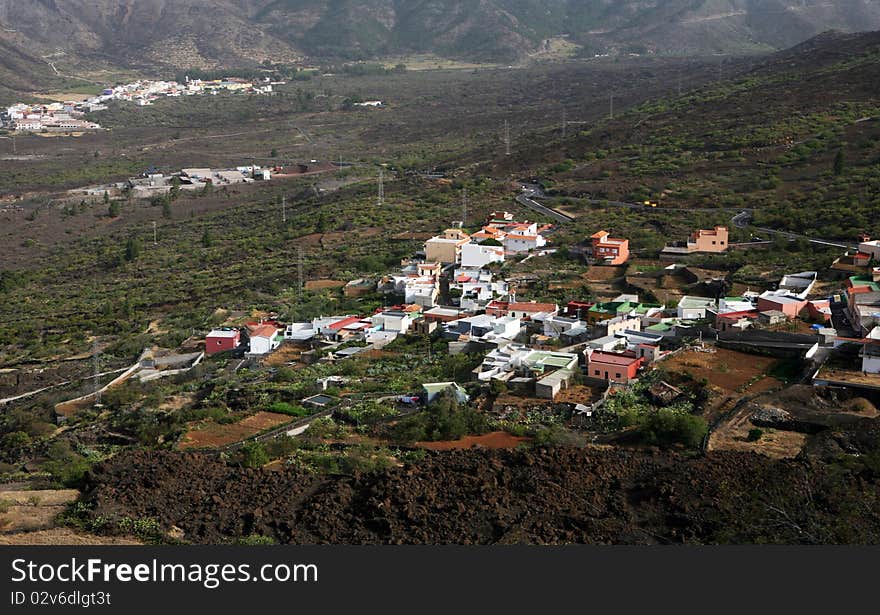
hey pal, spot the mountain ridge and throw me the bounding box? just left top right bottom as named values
left=2, top=0, right=880, bottom=73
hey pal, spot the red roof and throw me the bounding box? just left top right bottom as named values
left=508, top=302, right=557, bottom=313
left=718, top=310, right=760, bottom=320
left=328, top=316, right=362, bottom=331
left=249, top=324, right=279, bottom=339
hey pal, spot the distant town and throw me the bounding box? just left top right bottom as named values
left=1, top=76, right=281, bottom=133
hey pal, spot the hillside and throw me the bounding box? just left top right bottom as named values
left=494, top=29, right=880, bottom=242
left=1, top=0, right=879, bottom=86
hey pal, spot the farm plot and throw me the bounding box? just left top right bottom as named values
left=708, top=404, right=808, bottom=459
left=661, top=348, right=781, bottom=394
left=417, top=431, right=531, bottom=451
left=178, top=411, right=293, bottom=450
left=0, top=488, right=79, bottom=533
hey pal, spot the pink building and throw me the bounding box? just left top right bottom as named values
left=591, top=231, right=630, bottom=265
left=756, top=294, right=808, bottom=319
left=586, top=350, right=643, bottom=383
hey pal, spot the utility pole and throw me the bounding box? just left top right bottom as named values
left=504, top=120, right=511, bottom=156
left=461, top=186, right=468, bottom=226
left=282, top=195, right=287, bottom=224
left=562, top=108, right=567, bottom=139
left=92, top=339, right=102, bottom=405
left=152, top=221, right=157, bottom=245
left=297, top=246, right=304, bottom=299
left=377, top=167, right=384, bottom=206
left=610, top=94, right=614, bottom=120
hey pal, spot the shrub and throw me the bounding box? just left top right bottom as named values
left=239, top=441, right=269, bottom=468
left=268, top=401, right=309, bottom=417
left=638, top=410, right=707, bottom=449
left=747, top=428, right=764, bottom=442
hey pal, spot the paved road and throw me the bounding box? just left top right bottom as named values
left=516, top=188, right=574, bottom=223
left=517, top=183, right=858, bottom=251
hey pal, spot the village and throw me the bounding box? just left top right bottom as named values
left=1, top=76, right=279, bottom=133
left=67, top=160, right=337, bottom=202
left=138, top=204, right=878, bottom=456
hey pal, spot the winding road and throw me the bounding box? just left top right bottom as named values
left=518, top=182, right=858, bottom=250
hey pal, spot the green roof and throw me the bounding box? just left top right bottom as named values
left=850, top=275, right=880, bottom=292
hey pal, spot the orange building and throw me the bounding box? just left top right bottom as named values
left=688, top=226, right=729, bottom=252
left=591, top=231, right=630, bottom=265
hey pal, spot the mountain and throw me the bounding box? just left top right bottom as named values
left=1, top=1, right=880, bottom=76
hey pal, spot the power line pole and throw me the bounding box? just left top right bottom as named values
left=461, top=186, right=468, bottom=226
left=610, top=94, right=614, bottom=120
left=92, top=339, right=101, bottom=405
left=562, top=108, right=567, bottom=139
left=377, top=168, right=384, bottom=206
left=504, top=120, right=511, bottom=156
left=152, top=221, right=157, bottom=245
left=282, top=195, right=287, bottom=224
left=297, top=246, right=304, bottom=299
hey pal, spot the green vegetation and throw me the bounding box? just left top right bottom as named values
left=239, top=442, right=269, bottom=469
left=393, top=390, right=489, bottom=443
left=600, top=374, right=708, bottom=449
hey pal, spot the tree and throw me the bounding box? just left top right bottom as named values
left=833, top=149, right=844, bottom=176
left=103, top=190, right=110, bottom=204
left=240, top=442, right=269, bottom=468
left=270, top=149, right=278, bottom=158
left=124, top=236, right=141, bottom=262
left=162, top=199, right=172, bottom=219
left=108, top=201, right=120, bottom=218
left=201, top=228, right=213, bottom=248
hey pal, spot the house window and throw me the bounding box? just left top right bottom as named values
left=616, top=373, right=621, bottom=379
left=594, top=369, right=600, bottom=376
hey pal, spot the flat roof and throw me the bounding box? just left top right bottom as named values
left=588, top=351, right=640, bottom=366
left=207, top=329, right=238, bottom=338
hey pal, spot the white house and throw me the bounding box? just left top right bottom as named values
left=862, top=343, right=880, bottom=374
left=444, top=314, right=521, bottom=343
left=371, top=309, right=416, bottom=334
left=677, top=296, right=716, bottom=320
left=778, top=271, right=818, bottom=300
left=718, top=296, right=756, bottom=314
left=460, top=242, right=505, bottom=268
left=543, top=315, right=587, bottom=338
left=248, top=324, right=282, bottom=355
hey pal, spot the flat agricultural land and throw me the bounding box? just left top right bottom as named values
left=417, top=431, right=531, bottom=450
left=661, top=348, right=780, bottom=394
left=178, top=412, right=292, bottom=449
left=708, top=405, right=807, bottom=459
left=0, top=488, right=79, bottom=533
